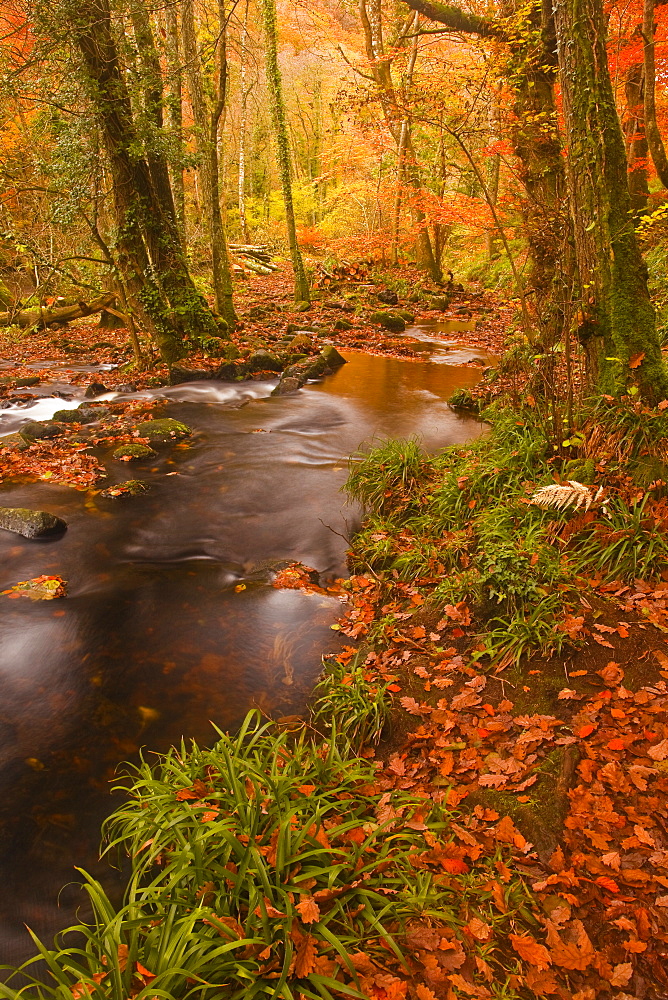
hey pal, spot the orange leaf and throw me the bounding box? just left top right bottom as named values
left=295, top=897, right=320, bottom=924
left=294, top=932, right=318, bottom=978
left=629, top=352, right=645, bottom=369
left=509, top=933, right=552, bottom=969
left=595, top=875, right=619, bottom=893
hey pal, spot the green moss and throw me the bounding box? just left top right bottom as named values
left=134, top=418, right=192, bottom=442
left=112, top=443, right=156, bottom=460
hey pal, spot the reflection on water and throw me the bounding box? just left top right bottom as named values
left=0, top=332, right=488, bottom=964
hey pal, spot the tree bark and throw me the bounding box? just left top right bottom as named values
left=0, top=294, right=117, bottom=328
left=361, top=0, right=441, bottom=281
left=554, top=0, right=668, bottom=401
left=163, top=0, right=187, bottom=242
left=624, top=58, right=650, bottom=212
left=643, top=0, right=668, bottom=188
left=260, top=0, right=311, bottom=303
left=67, top=0, right=221, bottom=363
left=181, top=0, right=237, bottom=328
left=238, top=0, right=251, bottom=243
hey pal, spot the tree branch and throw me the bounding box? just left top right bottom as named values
left=402, top=0, right=506, bottom=39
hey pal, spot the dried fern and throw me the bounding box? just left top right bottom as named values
left=529, top=481, right=603, bottom=513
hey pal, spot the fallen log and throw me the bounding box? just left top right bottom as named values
left=0, top=293, right=117, bottom=329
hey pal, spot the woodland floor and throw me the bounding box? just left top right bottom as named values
left=2, top=268, right=668, bottom=997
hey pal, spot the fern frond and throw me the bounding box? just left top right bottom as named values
left=529, top=480, right=596, bottom=513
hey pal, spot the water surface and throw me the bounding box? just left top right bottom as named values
left=0, top=327, right=490, bottom=963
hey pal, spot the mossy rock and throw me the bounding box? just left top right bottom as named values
left=320, top=345, right=347, bottom=368
left=21, top=420, right=66, bottom=440
left=271, top=376, right=303, bottom=396
left=0, top=506, right=67, bottom=539
left=0, top=432, right=31, bottom=451
left=333, top=318, right=353, bottom=331
left=287, top=333, right=313, bottom=353
left=14, top=376, right=41, bottom=388
left=100, top=480, right=150, bottom=498
left=369, top=311, right=406, bottom=332
left=396, top=309, right=415, bottom=323
left=429, top=296, right=451, bottom=312
left=134, top=419, right=192, bottom=443
left=112, top=443, right=157, bottom=461
left=84, top=382, right=108, bottom=398
left=52, top=406, right=99, bottom=424
left=247, top=350, right=283, bottom=373
left=295, top=300, right=311, bottom=313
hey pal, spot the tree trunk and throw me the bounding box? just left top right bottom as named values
left=0, top=294, right=117, bottom=328
left=164, top=1, right=187, bottom=242
left=260, top=0, right=311, bottom=303
left=360, top=0, right=441, bottom=281
left=624, top=58, right=650, bottom=213
left=68, top=0, right=221, bottom=364
left=128, top=0, right=177, bottom=225
left=643, top=0, right=668, bottom=188
left=181, top=0, right=237, bottom=328
left=238, top=0, right=251, bottom=243
left=554, top=0, right=668, bottom=401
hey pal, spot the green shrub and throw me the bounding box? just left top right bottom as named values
left=1, top=714, right=452, bottom=1000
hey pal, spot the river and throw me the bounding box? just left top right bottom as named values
left=0, top=322, right=490, bottom=965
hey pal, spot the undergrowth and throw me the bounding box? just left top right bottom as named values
left=346, top=398, right=668, bottom=667
left=0, top=713, right=536, bottom=1000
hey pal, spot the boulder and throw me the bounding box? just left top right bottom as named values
left=295, top=300, right=311, bottom=312
left=396, top=309, right=415, bottom=323
left=0, top=507, right=67, bottom=539
left=99, top=480, right=150, bottom=498
left=369, top=310, right=406, bottom=332
left=169, top=366, right=213, bottom=385
left=84, top=382, right=108, bottom=398
left=116, top=383, right=137, bottom=394
left=377, top=290, right=399, bottom=306
left=0, top=432, right=31, bottom=451
left=333, top=318, right=353, bottom=331
left=14, top=376, right=41, bottom=388
left=429, top=296, right=451, bottom=312
left=52, top=406, right=98, bottom=424
left=320, top=345, right=347, bottom=368
left=323, top=298, right=355, bottom=313
left=287, top=333, right=312, bottom=353
left=271, top=376, right=303, bottom=396
left=21, top=420, right=66, bottom=440
left=247, top=349, right=283, bottom=373
left=134, top=418, right=192, bottom=442
left=112, top=443, right=157, bottom=461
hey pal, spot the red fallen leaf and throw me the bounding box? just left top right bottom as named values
left=607, top=738, right=626, bottom=750
left=175, top=787, right=198, bottom=801
left=387, top=683, right=402, bottom=692
left=629, top=351, right=645, bottom=369
left=451, top=627, right=465, bottom=638
left=441, top=858, right=470, bottom=874
left=298, top=784, right=316, bottom=796
left=135, top=962, right=155, bottom=980
left=595, top=876, right=619, bottom=893
left=658, top=400, right=668, bottom=411
left=576, top=724, right=596, bottom=738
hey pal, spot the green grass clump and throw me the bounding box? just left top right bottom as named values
left=0, top=713, right=451, bottom=1000
left=311, top=654, right=390, bottom=750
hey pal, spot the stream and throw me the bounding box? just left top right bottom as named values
left=0, top=321, right=491, bottom=965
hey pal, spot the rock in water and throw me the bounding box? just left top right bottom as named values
left=0, top=507, right=67, bottom=539
left=369, top=310, right=406, bottom=332
left=134, top=419, right=192, bottom=442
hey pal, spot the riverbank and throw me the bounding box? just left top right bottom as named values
left=3, top=267, right=667, bottom=996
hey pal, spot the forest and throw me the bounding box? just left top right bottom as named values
left=1, top=0, right=668, bottom=997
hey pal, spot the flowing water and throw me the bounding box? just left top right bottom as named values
left=0, top=322, right=491, bottom=964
